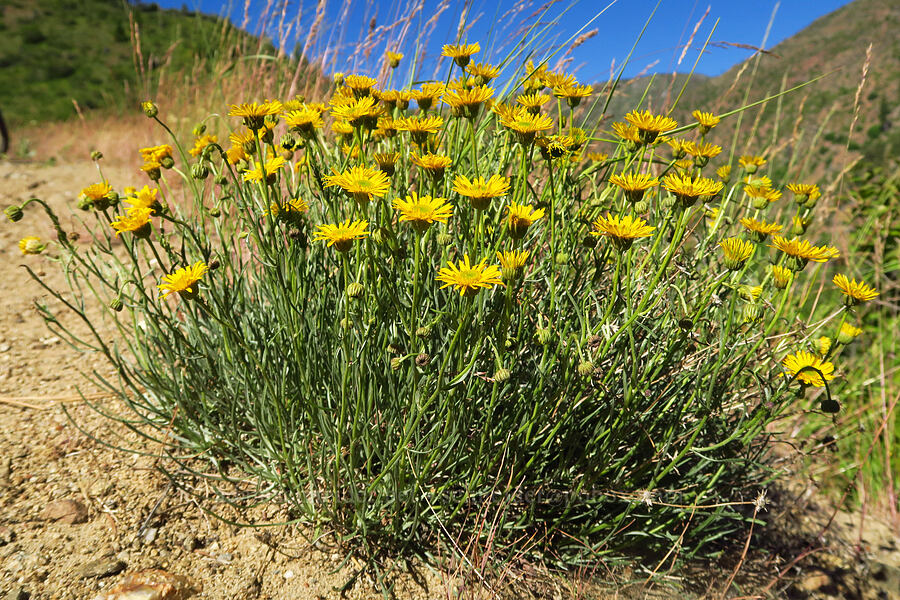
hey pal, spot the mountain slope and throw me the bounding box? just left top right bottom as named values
left=0, top=0, right=271, bottom=127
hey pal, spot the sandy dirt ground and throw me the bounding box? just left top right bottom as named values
left=1, top=158, right=899, bottom=600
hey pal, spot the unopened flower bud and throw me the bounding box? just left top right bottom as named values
left=192, top=123, right=207, bottom=137
left=436, top=232, right=453, bottom=246
left=535, top=327, right=553, bottom=346
left=493, top=368, right=511, bottom=383
left=208, top=259, right=221, bottom=271
left=577, top=360, right=594, bottom=377
left=390, top=357, right=403, bottom=371
left=160, top=156, right=175, bottom=169
left=346, top=281, right=365, bottom=299
left=633, top=199, right=650, bottom=213
left=415, top=353, right=430, bottom=367
left=214, top=174, right=228, bottom=186
left=191, top=163, right=209, bottom=180
left=742, top=302, right=761, bottom=324
left=91, top=150, right=103, bottom=161
left=141, top=101, right=158, bottom=118
left=208, top=207, right=221, bottom=218
left=581, top=235, right=597, bottom=248
left=4, top=205, right=23, bottom=222
left=415, top=325, right=432, bottom=338
left=109, top=298, right=124, bottom=312
left=554, top=253, right=569, bottom=265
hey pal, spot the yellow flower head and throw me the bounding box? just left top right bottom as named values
left=685, top=140, right=722, bottom=160
left=624, top=109, right=677, bottom=143
left=443, top=85, right=494, bottom=118
left=228, top=100, right=283, bottom=129
left=18, top=236, right=46, bottom=255
left=411, top=83, right=445, bottom=111
left=739, top=217, right=782, bottom=241
left=612, top=121, right=641, bottom=144
left=437, top=254, right=504, bottom=297
left=392, top=192, right=453, bottom=232
left=452, top=174, right=510, bottom=210
left=516, top=92, right=550, bottom=111
left=837, top=322, right=863, bottom=345
left=385, top=51, right=404, bottom=68
left=285, top=107, right=325, bottom=136
left=770, top=264, right=793, bottom=289
left=411, top=152, right=452, bottom=180
left=313, top=219, right=370, bottom=252
left=330, top=95, right=383, bottom=128
left=770, top=236, right=839, bottom=270
left=81, top=182, right=113, bottom=202
left=324, top=166, right=391, bottom=204
left=441, top=42, right=481, bottom=67
left=786, top=183, right=822, bottom=205
left=506, top=202, right=545, bottom=239
left=139, top=145, right=173, bottom=164
left=588, top=152, right=608, bottom=163
left=189, top=134, right=218, bottom=158
left=111, top=207, right=154, bottom=238
left=832, top=273, right=879, bottom=306
left=590, top=213, right=656, bottom=249
left=716, top=165, right=732, bottom=181
left=158, top=261, right=208, bottom=300
left=373, top=152, right=401, bottom=175
left=738, top=155, right=767, bottom=173
left=782, top=350, right=835, bottom=388
left=496, top=249, right=530, bottom=280
left=662, top=173, right=724, bottom=207
left=343, top=74, right=378, bottom=96
left=242, top=155, right=287, bottom=184
left=466, top=61, right=500, bottom=83
left=719, top=237, right=755, bottom=270
left=817, top=336, right=832, bottom=357
left=396, top=115, right=444, bottom=145
left=266, top=197, right=309, bottom=223
left=609, top=172, right=659, bottom=202
left=692, top=109, right=720, bottom=132
left=500, top=109, right=553, bottom=144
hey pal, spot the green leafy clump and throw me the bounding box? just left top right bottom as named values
left=11, top=42, right=860, bottom=566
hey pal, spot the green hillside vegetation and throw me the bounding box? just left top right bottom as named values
left=0, top=0, right=274, bottom=127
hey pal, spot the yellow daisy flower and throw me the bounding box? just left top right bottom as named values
left=111, top=207, right=154, bottom=238
left=624, top=109, right=677, bottom=144
left=437, top=254, right=504, bottom=297
left=590, top=213, right=656, bottom=249
left=716, top=165, right=732, bottom=181
left=324, top=166, right=391, bottom=204
left=284, top=107, right=325, bottom=137
left=738, top=155, right=766, bottom=174
left=395, top=115, right=444, bottom=145
left=392, top=192, right=453, bottom=232
left=739, top=217, right=782, bottom=241
left=719, top=237, right=754, bottom=271
left=466, top=62, right=500, bottom=84
left=228, top=100, right=283, bottom=130
left=18, top=236, right=45, bottom=255
left=385, top=51, right=404, bottom=68
left=506, top=202, right=545, bottom=239
left=612, top=121, right=641, bottom=144
left=313, top=219, right=370, bottom=252
left=242, top=155, right=287, bottom=184
left=770, top=265, right=793, bottom=289
left=500, top=109, right=554, bottom=145
left=441, top=42, right=481, bottom=67
left=343, top=75, right=378, bottom=96
left=516, top=92, right=550, bottom=112
left=496, top=249, right=530, bottom=280
left=373, top=152, right=401, bottom=176
left=832, top=274, right=879, bottom=306
left=609, top=172, right=659, bottom=203
left=782, top=350, right=835, bottom=387
left=411, top=152, right=452, bottom=181
left=662, top=173, right=724, bottom=208
left=189, top=134, right=218, bottom=157
left=452, top=174, right=510, bottom=210
left=692, top=109, right=720, bottom=132
left=443, top=85, right=494, bottom=119
left=837, top=322, right=863, bottom=345
left=770, top=236, right=839, bottom=270
left=411, top=83, right=445, bottom=111
left=158, top=261, right=208, bottom=300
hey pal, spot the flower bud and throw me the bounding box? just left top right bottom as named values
left=109, top=298, right=124, bottom=312
left=340, top=317, right=352, bottom=330
left=492, top=368, right=511, bottom=383
left=192, top=123, right=207, bottom=137
left=208, top=207, right=221, bottom=218
left=141, top=101, right=158, bottom=118
left=415, top=353, right=431, bottom=367
left=581, top=235, right=597, bottom=248
left=346, top=281, right=365, bottom=299
left=741, top=302, right=761, bottom=324
left=91, top=150, right=103, bottom=161
left=76, top=196, right=94, bottom=211
left=436, top=232, right=453, bottom=246
left=415, top=325, right=432, bottom=338
left=577, top=360, right=594, bottom=377
left=214, top=174, right=228, bottom=186
left=390, top=357, right=403, bottom=371
left=208, top=259, right=221, bottom=271
left=191, top=163, right=209, bottom=180
left=4, top=205, right=23, bottom=222
left=633, top=199, right=650, bottom=213
left=535, top=327, right=553, bottom=346
left=837, top=323, right=862, bottom=345
left=554, top=253, right=569, bottom=266
left=160, top=156, right=175, bottom=169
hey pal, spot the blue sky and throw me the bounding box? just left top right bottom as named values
left=154, top=0, right=853, bottom=82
